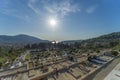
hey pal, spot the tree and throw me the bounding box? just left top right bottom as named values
left=0, top=62, right=2, bottom=68
left=111, top=51, right=119, bottom=56
left=96, top=50, right=100, bottom=53
left=0, top=47, right=1, bottom=52
left=110, top=41, right=119, bottom=47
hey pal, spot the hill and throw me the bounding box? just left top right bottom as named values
left=0, top=34, right=49, bottom=45
left=77, top=32, right=120, bottom=51
left=85, top=32, right=120, bottom=42
left=61, top=40, right=82, bottom=45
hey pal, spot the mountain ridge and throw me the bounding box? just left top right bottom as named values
left=1, top=32, right=120, bottom=45
left=0, top=34, right=49, bottom=45
left=60, top=32, right=120, bottom=44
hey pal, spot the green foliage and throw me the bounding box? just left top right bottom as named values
left=114, top=42, right=120, bottom=50
left=111, top=50, right=119, bottom=56
left=35, top=60, right=40, bottom=67
left=0, top=62, right=2, bottom=68
left=0, top=48, right=24, bottom=67
left=96, top=50, right=100, bottom=53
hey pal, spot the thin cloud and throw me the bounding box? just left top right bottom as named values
left=86, top=5, right=98, bottom=14
left=44, top=0, right=80, bottom=17
left=28, top=0, right=80, bottom=18
left=0, top=0, right=32, bottom=22
left=2, top=8, right=31, bottom=22
left=0, top=0, right=80, bottom=21
left=28, top=0, right=41, bottom=15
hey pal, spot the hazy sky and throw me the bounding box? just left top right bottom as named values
left=0, top=0, right=120, bottom=41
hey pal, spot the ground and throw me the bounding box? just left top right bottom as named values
left=86, top=57, right=120, bottom=80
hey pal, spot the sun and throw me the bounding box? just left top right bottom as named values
left=47, top=17, right=59, bottom=30
left=49, top=18, right=57, bottom=27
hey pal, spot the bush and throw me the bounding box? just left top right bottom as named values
left=111, top=51, right=119, bottom=56
left=0, top=62, right=2, bottom=68
left=96, top=50, right=100, bottom=53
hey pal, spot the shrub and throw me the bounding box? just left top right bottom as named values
left=111, top=51, right=119, bottom=56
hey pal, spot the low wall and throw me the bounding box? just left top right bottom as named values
left=81, top=58, right=114, bottom=80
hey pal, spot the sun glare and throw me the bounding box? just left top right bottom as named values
left=49, top=18, right=57, bottom=27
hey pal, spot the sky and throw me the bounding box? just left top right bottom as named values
left=0, top=0, right=120, bottom=41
